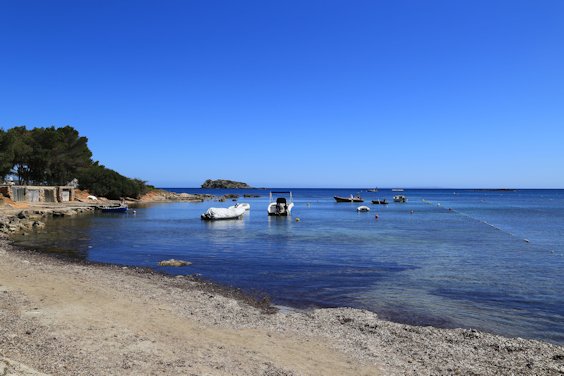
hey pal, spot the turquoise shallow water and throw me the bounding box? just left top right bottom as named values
left=13, top=188, right=564, bottom=344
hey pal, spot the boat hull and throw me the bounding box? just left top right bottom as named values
left=371, top=200, right=388, bottom=205
left=334, top=196, right=364, bottom=203
left=200, top=214, right=243, bottom=221
left=99, top=206, right=128, bottom=213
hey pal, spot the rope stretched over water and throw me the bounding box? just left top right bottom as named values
left=425, top=201, right=563, bottom=256
left=420, top=199, right=530, bottom=243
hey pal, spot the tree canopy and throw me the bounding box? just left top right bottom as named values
left=0, top=126, right=151, bottom=199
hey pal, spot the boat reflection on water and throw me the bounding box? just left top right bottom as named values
left=202, top=217, right=247, bottom=230
left=267, top=214, right=295, bottom=233
left=267, top=214, right=293, bottom=222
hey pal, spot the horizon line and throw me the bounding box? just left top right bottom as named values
left=157, top=187, right=564, bottom=190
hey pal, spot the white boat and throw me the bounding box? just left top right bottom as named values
left=392, top=188, right=404, bottom=192
left=267, top=191, right=294, bottom=216
left=357, top=205, right=370, bottom=212
left=234, top=203, right=251, bottom=211
left=201, top=205, right=246, bottom=220
left=393, top=195, right=407, bottom=203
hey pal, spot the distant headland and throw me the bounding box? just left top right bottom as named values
left=201, top=179, right=252, bottom=189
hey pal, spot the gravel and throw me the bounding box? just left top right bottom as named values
left=1, top=235, right=563, bottom=375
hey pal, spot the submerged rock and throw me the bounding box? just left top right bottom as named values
left=158, top=259, right=192, bottom=267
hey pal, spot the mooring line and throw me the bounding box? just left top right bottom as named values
left=421, top=199, right=528, bottom=242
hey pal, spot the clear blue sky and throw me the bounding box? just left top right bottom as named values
left=1, top=1, right=563, bottom=188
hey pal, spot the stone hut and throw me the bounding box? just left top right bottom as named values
left=0, top=185, right=75, bottom=203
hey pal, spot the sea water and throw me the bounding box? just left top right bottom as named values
left=13, top=189, right=564, bottom=344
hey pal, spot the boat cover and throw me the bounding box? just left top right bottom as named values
left=202, top=205, right=246, bottom=220
left=234, top=203, right=251, bottom=210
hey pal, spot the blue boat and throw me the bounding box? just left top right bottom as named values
left=99, top=205, right=128, bottom=213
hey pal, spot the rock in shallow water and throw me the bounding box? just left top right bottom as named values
left=158, top=259, right=192, bottom=267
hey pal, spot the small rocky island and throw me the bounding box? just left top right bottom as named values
left=201, top=179, right=251, bottom=189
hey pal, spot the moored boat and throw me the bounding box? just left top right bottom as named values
left=393, top=195, right=407, bottom=203
left=201, top=205, right=246, bottom=220
left=357, top=205, right=370, bottom=212
left=267, top=191, right=294, bottom=216
left=234, top=203, right=251, bottom=211
left=334, top=195, right=364, bottom=203
left=371, top=199, right=388, bottom=205
left=98, top=204, right=128, bottom=213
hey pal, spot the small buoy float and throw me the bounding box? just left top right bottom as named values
left=133, top=210, right=137, bottom=214
left=295, top=217, right=301, bottom=222
left=524, top=239, right=530, bottom=243
left=375, top=214, right=379, bottom=219
left=410, top=210, right=414, bottom=214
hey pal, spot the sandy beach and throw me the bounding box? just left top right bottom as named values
left=1, top=222, right=563, bottom=376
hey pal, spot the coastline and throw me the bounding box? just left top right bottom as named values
left=1, top=202, right=563, bottom=375
left=0, top=188, right=214, bottom=237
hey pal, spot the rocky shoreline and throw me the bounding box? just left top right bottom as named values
left=0, top=206, right=95, bottom=236
left=0, top=203, right=563, bottom=375
left=136, top=189, right=214, bottom=203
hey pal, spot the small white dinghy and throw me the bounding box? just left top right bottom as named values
left=357, top=205, right=370, bottom=212
left=201, top=205, right=246, bottom=220
left=234, top=203, right=251, bottom=211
